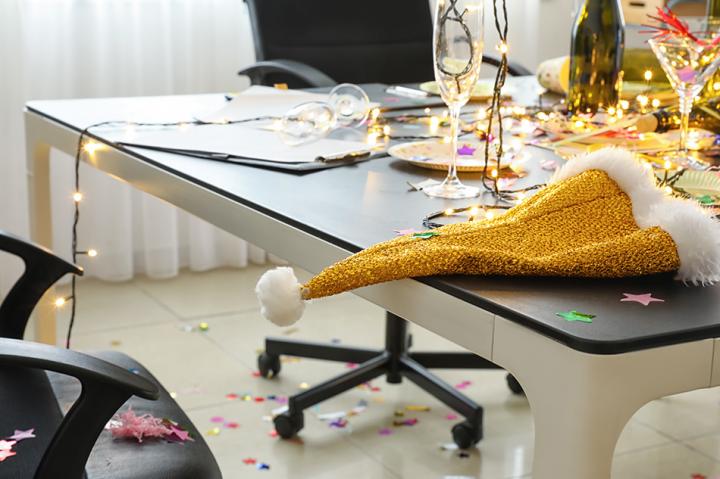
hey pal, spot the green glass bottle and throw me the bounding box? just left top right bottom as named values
left=567, top=0, right=626, bottom=115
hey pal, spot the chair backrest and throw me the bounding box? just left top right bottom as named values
left=245, top=0, right=435, bottom=85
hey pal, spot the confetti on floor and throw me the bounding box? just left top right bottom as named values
left=454, top=380, right=472, bottom=390
left=446, top=414, right=458, bottom=420
left=256, top=463, right=270, bottom=471
left=405, top=405, right=430, bottom=412
left=378, top=428, right=393, bottom=436
left=210, top=416, right=224, bottom=423
left=393, top=418, right=418, bottom=427
left=206, top=428, right=221, bottom=436
left=242, top=458, right=257, bottom=465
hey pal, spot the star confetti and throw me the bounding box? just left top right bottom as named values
left=168, top=425, right=191, bottom=442
left=329, top=419, right=348, bottom=429
left=620, top=293, right=664, bottom=306
left=256, top=463, right=270, bottom=471
left=378, top=428, right=393, bottom=436
left=225, top=393, right=239, bottom=400
left=9, top=429, right=35, bottom=441
left=446, top=414, right=458, bottom=420
left=243, top=458, right=257, bottom=465
left=457, top=144, right=476, bottom=156
left=413, top=231, right=440, bottom=240
left=540, top=159, right=558, bottom=171
left=394, top=228, right=423, bottom=236
left=455, top=380, right=472, bottom=390
left=268, top=429, right=278, bottom=438
left=691, top=475, right=706, bottom=479
left=556, top=310, right=595, bottom=323
left=210, top=416, right=224, bottom=423
left=0, top=450, right=16, bottom=462
left=206, top=428, right=221, bottom=436
left=0, top=440, right=15, bottom=451
left=224, top=422, right=240, bottom=429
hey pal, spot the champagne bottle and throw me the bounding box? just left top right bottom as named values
left=636, top=97, right=720, bottom=134
left=567, top=0, right=625, bottom=115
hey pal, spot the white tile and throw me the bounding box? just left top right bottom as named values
left=612, top=442, right=720, bottom=479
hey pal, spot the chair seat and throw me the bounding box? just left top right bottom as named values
left=0, top=351, right=221, bottom=479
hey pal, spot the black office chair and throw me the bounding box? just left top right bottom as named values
left=242, top=0, right=529, bottom=449
left=238, top=0, right=531, bottom=88
left=0, top=230, right=222, bottom=479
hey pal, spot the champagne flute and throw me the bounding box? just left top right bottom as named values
left=648, top=17, right=720, bottom=168
left=424, top=0, right=484, bottom=199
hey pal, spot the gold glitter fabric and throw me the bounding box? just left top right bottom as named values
left=301, top=169, right=680, bottom=300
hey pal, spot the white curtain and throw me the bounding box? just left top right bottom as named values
left=0, top=0, right=267, bottom=292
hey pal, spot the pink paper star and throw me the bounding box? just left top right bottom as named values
left=378, top=428, right=393, bottom=436
left=620, top=293, right=664, bottom=306
left=0, top=449, right=16, bottom=462
left=457, top=144, right=476, bottom=156
left=168, top=425, right=191, bottom=442
left=0, top=440, right=16, bottom=451
left=394, top=228, right=421, bottom=236
left=9, top=429, right=35, bottom=441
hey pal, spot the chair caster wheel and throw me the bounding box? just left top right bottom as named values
left=257, top=352, right=281, bottom=378
left=506, top=373, right=525, bottom=395
left=451, top=420, right=482, bottom=449
left=274, top=412, right=304, bottom=439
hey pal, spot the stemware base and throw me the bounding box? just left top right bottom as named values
left=660, top=150, right=710, bottom=171
left=423, top=177, right=480, bottom=199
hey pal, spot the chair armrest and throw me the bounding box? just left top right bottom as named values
left=0, top=230, right=83, bottom=339
left=482, top=53, right=533, bottom=77
left=238, top=59, right=337, bottom=88
left=0, top=338, right=159, bottom=479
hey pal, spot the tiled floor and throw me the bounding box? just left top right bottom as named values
left=47, top=266, right=720, bottom=478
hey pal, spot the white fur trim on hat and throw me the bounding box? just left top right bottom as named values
left=552, top=147, right=720, bottom=285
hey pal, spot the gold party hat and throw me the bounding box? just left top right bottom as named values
left=256, top=148, right=720, bottom=326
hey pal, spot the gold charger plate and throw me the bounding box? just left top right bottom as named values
left=419, top=80, right=515, bottom=100
left=388, top=140, right=498, bottom=172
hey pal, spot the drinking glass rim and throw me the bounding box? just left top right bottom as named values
left=648, top=35, right=720, bottom=49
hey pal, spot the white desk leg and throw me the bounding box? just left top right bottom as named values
left=492, top=317, right=714, bottom=479
left=25, top=113, right=57, bottom=344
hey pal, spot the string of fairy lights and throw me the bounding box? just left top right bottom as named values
left=55, top=0, right=720, bottom=347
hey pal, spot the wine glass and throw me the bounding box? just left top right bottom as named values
left=649, top=17, right=720, bottom=167
left=329, top=83, right=370, bottom=127
left=278, top=84, right=370, bottom=145
left=424, top=0, right=484, bottom=199
left=279, top=102, right=337, bottom=146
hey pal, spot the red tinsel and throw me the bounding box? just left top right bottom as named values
left=642, top=7, right=720, bottom=47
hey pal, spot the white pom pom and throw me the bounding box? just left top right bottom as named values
left=255, top=267, right=306, bottom=326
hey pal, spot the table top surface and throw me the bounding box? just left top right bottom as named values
left=26, top=79, right=720, bottom=355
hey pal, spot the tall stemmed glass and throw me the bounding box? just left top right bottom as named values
left=424, top=0, right=484, bottom=199
left=648, top=17, right=720, bottom=167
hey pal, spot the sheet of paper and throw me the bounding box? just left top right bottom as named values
left=121, top=123, right=370, bottom=164
left=201, top=86, right=331, bottom=122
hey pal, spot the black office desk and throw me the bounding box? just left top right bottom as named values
left=24, top=83, right=720, bottom=479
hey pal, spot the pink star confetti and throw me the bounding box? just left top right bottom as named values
left=0, top=449, right=16, bottom=462
left=268, top=429, right=278, bottom=438
left=345, top=362, right=358, bottom=369
left=620, top=293, right=664, bottom=306
left=168, top=425, right=191, bottom=442
left=210, top=416, right=224, bottom=423
left=0, top=440, right=16, bottom=451
left=394, top=228, right=422, bottom=236
left=454, top=380, right=472, bottom=390
left=445, top=414, right=458, bottom=421
left=9, top=429, right=35, bottom=441
left=378, top=428, right=393, bottom=436
left=225, top=393, right=239, bottom=400
left=457, top=144, right=476, bottom=156
left=540, top=159, right=557, bottom=171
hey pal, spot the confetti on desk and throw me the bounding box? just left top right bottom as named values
left=394, top=228, right=423, bottom=236
left=413, top=231, right=440, bottom=240
left=457, top=144, right=476, bottom=156
left=556, top=310, right=595, bottom=323
left=620, top=293, right=664, bottom=306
